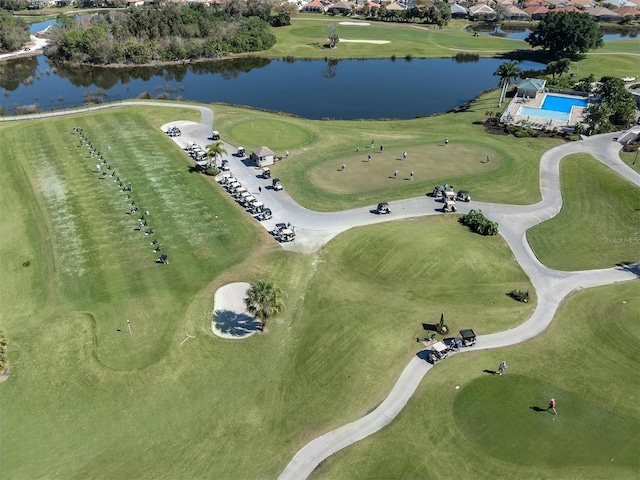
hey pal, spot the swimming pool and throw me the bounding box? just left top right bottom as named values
left=541, top=94, right=588, bottom=113
left=517, top=94, right=589, bottom=122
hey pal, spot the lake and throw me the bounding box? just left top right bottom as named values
left=0, top=55, right=545, bottom=120
left=466, top=25, right=638, bottom=41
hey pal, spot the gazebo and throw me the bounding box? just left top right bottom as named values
left=516, top=78, right=546, bottom=99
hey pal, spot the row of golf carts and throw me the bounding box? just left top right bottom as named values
left=427, top=329, right=476, bottom=364
left=185, top=142, right=208, bottom=164
left=219, top=173, right=273, bottom=221
left=431, top=186, right=471, bottom=213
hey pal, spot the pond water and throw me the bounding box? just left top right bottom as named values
left=0, top=55, right=545, bottom=120
left=466, top=25, right=637, bottom=41
left=28, top=19, right=57, bottom=34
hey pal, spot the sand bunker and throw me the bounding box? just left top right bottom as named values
left=160, top=120, right=198, bottom=132
left=339, top=22, right=371, bottom=26
left=212, top=282, right=262, bottom=339
left=339, top=39, right=391, bottom=44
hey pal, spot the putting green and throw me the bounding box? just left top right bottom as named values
left=227, top=118, right=314, bottom=152
left=453, top=374, right=640, bottom=468
left=308, top=144, right=500, bottom=194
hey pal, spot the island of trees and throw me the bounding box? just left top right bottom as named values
left=45, top=2, right=295, bottom=65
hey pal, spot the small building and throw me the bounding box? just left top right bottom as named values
left=469, top=4, right=497, bottom=20
left=586, top=6, right=623, bottom=22
left=251, top=146, right=275, bottom=167
left=450, top=2, right=468, bottom=17
left=503, top=4, right=530, bottom=19
left=524, top=4, right=549, bottom=19
left=517, top=78, right=546, bottom=98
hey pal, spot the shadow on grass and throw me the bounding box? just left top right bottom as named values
left=422, top=323, right=438, bottom=332
left=529, top=406, right=547, bottom=412
left=483, top=369, right=498, bottom=375
left=213, top=308, right=262, bottom=337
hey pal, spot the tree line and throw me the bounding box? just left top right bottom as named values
left=45, top=2, right=295, bottom=65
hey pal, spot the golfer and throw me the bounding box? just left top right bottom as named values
left=498, top=361, right=507, bottom=375
left=548, top=398, right=557, bottom=414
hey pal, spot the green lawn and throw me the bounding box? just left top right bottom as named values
left=312, top=281, right=640, bottom=480
left=213, top=90, right=564, bottom=210
left=0, top=107, right=535, bottom=479
left=527, top=154, right=640, bottom=271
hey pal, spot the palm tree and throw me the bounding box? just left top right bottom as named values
left=244, top=280, right=284, bottom=330
left=205, top=141, right=227, bottom=168
left=493, top=60, right=522, bottom=87
left=494, top=60, right=522, bottom=106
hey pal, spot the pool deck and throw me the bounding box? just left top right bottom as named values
left=501, top=91, right=588, bottom=131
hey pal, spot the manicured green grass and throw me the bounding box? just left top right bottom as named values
left=227, top=117, right=316, bottom=153
left=620, top=148, right=640, bottom=174
left=312, top=281, right=640, bottom=480
left=527, top=154, right=640, bottom=270
left=0, top=106, right=535, bottom=479
left=263, top=17, right=523, bottom=60
left=213, top=90, right=564, bottom=210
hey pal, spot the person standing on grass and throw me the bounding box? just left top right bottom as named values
left=498, top=360, right=507, bottom=375
left=486, top=154, right=491, bottom=163
left=394, top=169, right=398, bottom=179
left=403, top=151, right=407, bottom=160
left=410, top=171, right=414, bottom=181
left=367, top=154, right=371, bottom=162
left=341, top=164, right=346, bottom=171
left=445, top=137, right=449, bottom=146
left=548, top=398, right=557, bottom=414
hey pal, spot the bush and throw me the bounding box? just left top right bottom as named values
left=508, top=289, right=530, bottom=303
left=459, top=209, right=499, bottom=236
left=205, top=166, right=219, bottom=176
left=137, top=91, right=152, bottom=99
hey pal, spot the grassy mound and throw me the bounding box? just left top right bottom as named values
left=311, top=282, right=640, bottom=480
left=454, top=374, right=639, bottom=467
left=527, top=154, right=640, bottom=271
left=226, top=118, right=315, bottom=152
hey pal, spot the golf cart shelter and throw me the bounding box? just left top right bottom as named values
left=251, top=146, right=275, bottom=167
left=516, top=79, right=546, bottom=99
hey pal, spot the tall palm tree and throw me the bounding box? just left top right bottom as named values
left=494, top=60, right=522, bottom=106
left=493, top=60, right=522, bottom=87
left=205, top=141, right=227, bottom=168
left=244, top=280, right=284, bottom=330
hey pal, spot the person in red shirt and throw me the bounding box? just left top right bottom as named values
left=548, top=398, right=557, bottom=415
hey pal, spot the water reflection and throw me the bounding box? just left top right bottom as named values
left=1, top=55, right=545, bottom=120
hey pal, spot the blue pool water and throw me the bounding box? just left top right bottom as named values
left=518, top=94, right=588, bottom=122
left=541, top=94, right=588, bottom=113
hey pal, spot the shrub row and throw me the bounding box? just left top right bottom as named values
left=459, top=209, right=498, bottom=236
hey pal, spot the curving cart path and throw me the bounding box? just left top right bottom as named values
left=3, top=102, right=638, bottom=478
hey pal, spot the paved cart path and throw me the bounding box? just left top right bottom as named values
left=3, top=102, right=637, bottom=479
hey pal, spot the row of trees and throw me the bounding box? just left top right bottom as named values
left=0, top=11, right=29, bottom=53
left=46, top=3, right=284, bottom=64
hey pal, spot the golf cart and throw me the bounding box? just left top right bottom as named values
left=256, top=208, right=272, bottom=221
left=248, top=200, right=264, bottom=214
left=241, top=195, right=256, bottom=207
left=443, top=190, right=456, bottom=202
left=431, top=185, right=445, bottom=198
left=272, top=178, right=283, bottom=191
left=459, top=329, right=477, bottom=347
left=236, top=146, right=246, bottom=157
left=375, top=202, right=391, bottom=215
left=278, top=228, right=296, bottom=243
left=442, top=200, right=457, bottom=213
left=429, top=341, right=449, bottom=363
left=262, top=167, right=271, bottom=179
left=456, top=189, right=471, bottom=202
left=237, top=191, right=251, bottom=203
left=220, top=159, right=230, bottom=171
left=211, top=130, right=220, bottom=140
